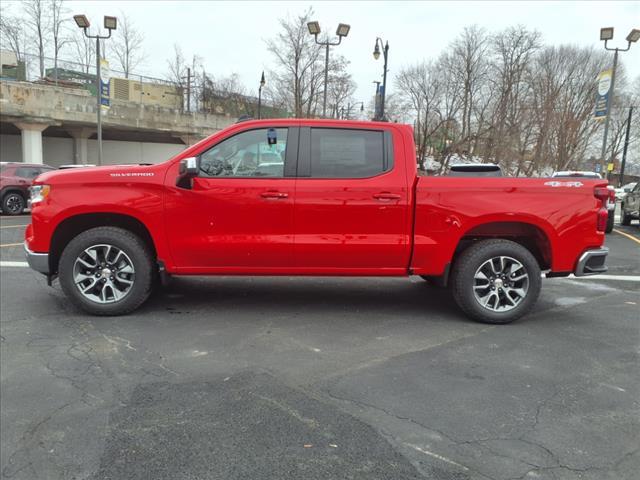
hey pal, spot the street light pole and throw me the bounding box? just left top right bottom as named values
left=599, top=27, right=639, bottom=179
left=74, top=14, right=117, bottom=166
left=373, top=38, right=389, bottom=121
left=307, top=21, right=351, bottom=118
left=258, top=71, right=265, bottom=119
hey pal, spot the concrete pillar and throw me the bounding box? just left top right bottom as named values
left=14, top=123, right=48, bottom=164
left=66, top=127, right=95, bottom=165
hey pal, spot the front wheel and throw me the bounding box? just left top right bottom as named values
left=451, top=239, right=542, bottom=324
left=2, top=192, right=25, bottom=216
left=59, top=227, right=155, bottom=316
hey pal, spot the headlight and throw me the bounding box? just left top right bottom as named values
left=30, top=185, right=50, bottom=204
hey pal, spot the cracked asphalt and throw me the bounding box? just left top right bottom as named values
left=1, top=214, right=639, bottom=480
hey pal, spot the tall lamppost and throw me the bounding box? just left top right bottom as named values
left=74, top=14, right=117, bottom=166
left=598, top=27, right=639, bottom=179
left=373, top=37, right=389, bottom=121
left=307, top=21, right=351, bottom=118
left=258, top=71, right=265, bottom=119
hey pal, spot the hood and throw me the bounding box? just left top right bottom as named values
left=35, top=163, right=164, bottom=185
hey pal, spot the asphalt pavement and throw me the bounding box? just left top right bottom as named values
left=1, top=214, right=638, bottom=480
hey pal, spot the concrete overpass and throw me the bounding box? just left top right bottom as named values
left=0, top=80, right=235, bottom=166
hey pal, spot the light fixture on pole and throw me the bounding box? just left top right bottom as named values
left=598, top=26, right=638, bottom=179
left=307, top=21, right=350, bottom=118
left=74, top=14, right=117, bottom=166
left=372, top=37, right=389, bottom=121
left=258, top=71, right=265, bottom=119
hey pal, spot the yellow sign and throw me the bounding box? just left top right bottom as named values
left=607, top=163, right=614, bottom=172
left=594, top=69, right=612, bottom=120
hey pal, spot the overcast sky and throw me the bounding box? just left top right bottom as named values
left=8, top=0, right=640, bottom=102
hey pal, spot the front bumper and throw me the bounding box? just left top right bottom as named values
left=24, top=242, right=50, bottom=275
left=574, top=247, right=608, bottom=276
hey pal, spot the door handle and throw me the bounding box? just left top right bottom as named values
left=373, top=192, right=401, bottom=201
left=260, top=191, right=288, bottom=199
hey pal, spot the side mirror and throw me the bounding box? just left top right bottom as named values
left=176, top=156, right=199, bottom=189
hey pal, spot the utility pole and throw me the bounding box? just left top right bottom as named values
left=258, top=71, right=265, bottom=119
left=619, top=106, right=633, bottom=186
left=186, top=67, right=191, bottom=112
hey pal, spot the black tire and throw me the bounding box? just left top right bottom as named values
left=451, top=239, right=541, bottom=324
left=2, top=192, right=26, bottom=216
left=621, top=205, right=632, bottom=226
left=59, top=227, right=155, bottom=316
left=605, top=210, right=615, bottom=233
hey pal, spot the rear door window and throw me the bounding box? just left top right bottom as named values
left=309, top=129, right=389, bottom=178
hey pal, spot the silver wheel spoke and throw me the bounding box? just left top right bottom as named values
left=73, top=244, right=135, bottom=305
left=82, top=278, right=99, bottom=293
left=474, top=256, right=529, bottom=313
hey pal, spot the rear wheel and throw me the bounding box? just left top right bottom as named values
left=59, top=227, right=155, bottom=315
left=2, top=192, right=25, bottom=216
left=605, top=210, right=615, bottom=233
left=621, top=205, right=632, bottom=226
left=451, top=239, right=541, bottom=324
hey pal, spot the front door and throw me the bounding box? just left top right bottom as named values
left=164, top=127, right=297, bottom=271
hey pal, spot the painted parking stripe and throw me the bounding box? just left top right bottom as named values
left=0, top=224, right=29, bottom=229
left=613, top=229, right=640, bottom=246
left=566, top=274, right=640, bottom=282
left=0, top=243, right=23, bottom=248
left=0, top=261, right=29, bottom=267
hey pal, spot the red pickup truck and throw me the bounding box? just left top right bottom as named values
left=25, top=119, right=609, bottom=324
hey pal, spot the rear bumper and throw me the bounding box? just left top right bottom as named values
left=24, top=242, right=49, bottom=275
left=574, top=247, right=608, bottom=276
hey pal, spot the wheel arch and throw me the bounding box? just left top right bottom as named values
left=49, top=213, right=158, bottom=274
left=456, top=221, right=552, bottom=271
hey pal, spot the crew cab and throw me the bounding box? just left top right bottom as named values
left=25, top=120, right=609, bottom=324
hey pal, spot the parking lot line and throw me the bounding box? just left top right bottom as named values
left=613, top=229, right=640, bottom=246
left=567, top=274, right=640, bottom=282
left=0, top=261, right=28, bottom=267
left=0, top=224, right=28, bottom=229
left=0, top=243, right=23, bottom=248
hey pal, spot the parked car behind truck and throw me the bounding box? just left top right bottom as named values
left=25, top=120, right=609, bottom=324
left=1, top=162, right=56, bottom=215
left=621, top=181, right=640, bottom=226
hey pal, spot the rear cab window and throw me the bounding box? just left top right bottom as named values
left=298, top=127, right=393, bottom=179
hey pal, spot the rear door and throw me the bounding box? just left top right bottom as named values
left=293, top=126, right=410, bottom=272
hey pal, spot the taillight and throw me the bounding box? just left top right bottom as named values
left=594, top=187, right=609, bottom=203
left=597, top=208, right=608, bottom=232
left=594, top=186, right=610, bottom=232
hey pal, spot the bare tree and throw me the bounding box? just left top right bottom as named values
left=23, top=0, right=49, bottom=78
left=50, top=0, right=69, bottom=80
left=265, top=8, right=324, bottom=117
left=70, top=28, right=94, bottom=74
left=112, top=13, right=144, bottom=78
left=0, top=15, right=27, bottom=62
left=450, top=26, right=491, bottom=150
left=166, top=45, right=201, bottom=111
left=327, top=55, right=357, bottom=118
